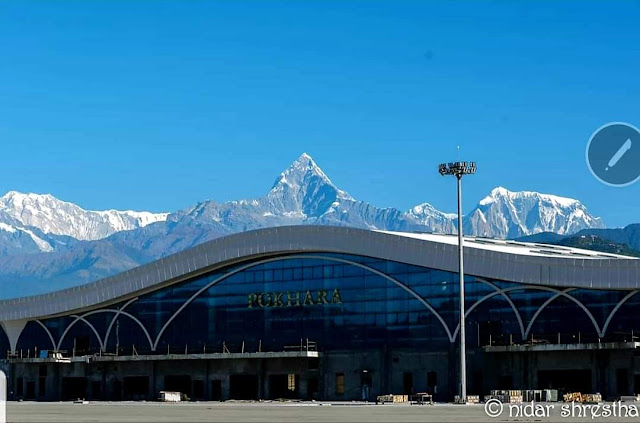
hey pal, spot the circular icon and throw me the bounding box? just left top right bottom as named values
left=484, top=398, right=503, bottom=418
left=586, top=122, right=640, bottom=187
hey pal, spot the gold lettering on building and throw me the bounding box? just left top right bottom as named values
left=317, top=290, right=328, bottom=304
left=303, top=290, right=315, bottom=305
left=248, top=289, right=342, bottom=308
left=248, top=293, right=257, bottom=308
left=287, top=291, right=300, bottom=307
left=257, top=292, right=272, bottom=307
left=331, top=288, right=342, bottom=304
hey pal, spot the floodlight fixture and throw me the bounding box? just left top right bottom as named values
left=438, top=161, right=477, bottom=177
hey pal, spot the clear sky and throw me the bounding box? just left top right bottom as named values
left=1, top=1, right=639, bottom=227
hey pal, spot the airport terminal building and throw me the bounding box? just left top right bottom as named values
left=2, top=226, right=640, bottom=402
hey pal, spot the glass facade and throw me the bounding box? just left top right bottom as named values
left=7, top=252, right=640, bottom=359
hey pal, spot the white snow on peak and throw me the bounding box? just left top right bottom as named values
left=0, top=191, right=169, bottom=241
left=0, top=162, right=607, bottom=261
left=0, top=220, right=53, bottom=252
left=468, top=186, right=603, bottom=238
left=269, top=153, right=353, bottom=201
left=0, top=222, right=17, bottom=233
left=408, top=202, right=456, bottom=219
left=479, top=186, right=579, bottom=208
left=19, top=227, right=54, bottom=252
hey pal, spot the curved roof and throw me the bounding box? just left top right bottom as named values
left=1, top=225, right=639, bottom=322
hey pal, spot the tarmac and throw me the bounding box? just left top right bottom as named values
left=4, top=400, right=637, bottom=422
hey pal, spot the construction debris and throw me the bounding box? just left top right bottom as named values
left=562, top=392, right=602, bottom=403
left=410, top=393, right=433, bottom=405
left=486, top=389, right=559, bottom=404
left=376, top=394, right=408, bottom=404
left=158, top=391, right=182, bottom=402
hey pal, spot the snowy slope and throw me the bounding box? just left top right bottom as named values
left=0, top=154, right=607, bottom=297
left=0, top=191, right=168, bottom=242
left=464, top=187, right=605, bottom=239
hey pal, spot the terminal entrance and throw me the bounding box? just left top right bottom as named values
left=123, top=376, right=149, bottom=400
left=230, top=374, right=259, bottom=400
left=269, top=374, right=298, bottom=399
left=62, top=377, right=87, bottom=400
left=211, top=380, right=222, bottom=400
left=164, top=375, right=191, bottom=397
left=538, top=369, right=591, bottom=393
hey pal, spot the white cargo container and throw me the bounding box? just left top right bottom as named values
left=159, top=391, right=182, bottom=402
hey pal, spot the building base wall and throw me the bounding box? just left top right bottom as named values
left=6, top=346, right=640, bottom=402
left=3, top=348, right=452, bottom=402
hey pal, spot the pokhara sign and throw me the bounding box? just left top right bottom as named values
left=248, top=289, right=343, bottom=308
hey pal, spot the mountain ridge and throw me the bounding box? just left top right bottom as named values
left=0, top=153, right=607, bottom=298
left=0, top=190, right=168, bottom=243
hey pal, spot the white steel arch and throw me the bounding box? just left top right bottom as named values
left=56, top=315, right=105, bottom=352
left=83, top=309, right=153, bottom=351
left=475, top=278, right=525, bottom=340
left=42, top=261, right=639, bottom=352
left=523, top=288, right=575, bottom=339
left=522, top=287, right=602, bottom=338
left=152, top=254, right=455, bottom=349
left=451, top=289, right=525, bottom=341
left=451, top=285, right=602, bottom=341
left=101, top=297, right=153, bottom=350
left=34, top=320, right=56, bottom=350
left=601, top=290, right=640, bottom=337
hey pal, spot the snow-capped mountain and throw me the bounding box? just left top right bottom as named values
left=0, top=191, right=168, bottom=245
left=0, top=153, right=607, bottom=298
left=267, top=152, right=354, bottom=217
left=0, top=220, right=55, bottom=254
left=407, top=203, right=457, bottom=233
left=464, top=187, right=605, bottom=239
left=172, top=153, right=354, bottom=230
left=169, top=153, right=456, bottom=235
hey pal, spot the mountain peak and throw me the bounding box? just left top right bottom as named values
left=266, top=153, right=353, bottom=217
left=470, top=186, right=602, bottom=238
left=0, top=190, right=168, bottom=241
left=298, top=152, right=313, bottom=161
left=480, top=186, right=580, bottom=208
left=2, top=190, right=56, bottom=203
left=269, top=153, right=352, bottom=200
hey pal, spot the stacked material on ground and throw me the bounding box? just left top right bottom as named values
left=486, top=390, right=524, bottom=404
left=466, top=395, right=480, bottom=404
left=562, top=392, right=602, bottom=403
left=486, top=389, right=558, bottom=404
left=158, top=391, right=182, bottom=402
left=376, top=394, right=408, bottom=404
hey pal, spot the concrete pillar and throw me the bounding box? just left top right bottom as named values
left=56, top=364, right=63, bottom=401
left=529, top=352, right=538, bottom=390
left=522, top=352, right=530, bottom=389
left=150, top=361, right=157, bottom=400
left=221, top=375, right=230, bottom=400
left=101, top=364, right=107, bottom=401
left=298, top=373, right=308, bottom=400
left=594, top=351, right=607, bottom=397
left=381, top=345, right=389, bottom=396
left=0, top=320, right=28, bottom=354
left=204, top=360, right=210, bottom=400
left=448, top=343, right=456, bottom=400
left=257, top=361, right=263, bottom=399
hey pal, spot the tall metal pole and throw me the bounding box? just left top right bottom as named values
left=438, top=160, right=475, bottom=404
left=457, top=174, right=466, bottom=402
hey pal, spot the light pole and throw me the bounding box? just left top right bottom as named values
left=438, top=161, right=476, bottom=403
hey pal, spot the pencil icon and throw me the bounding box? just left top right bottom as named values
left=606, top=139, right=632, bottom=171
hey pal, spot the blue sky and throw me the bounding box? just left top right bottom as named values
left=1, top=1, right=639, bottom=227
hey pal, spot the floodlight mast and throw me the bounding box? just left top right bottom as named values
left=438, top=161, right=476, bottom=403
